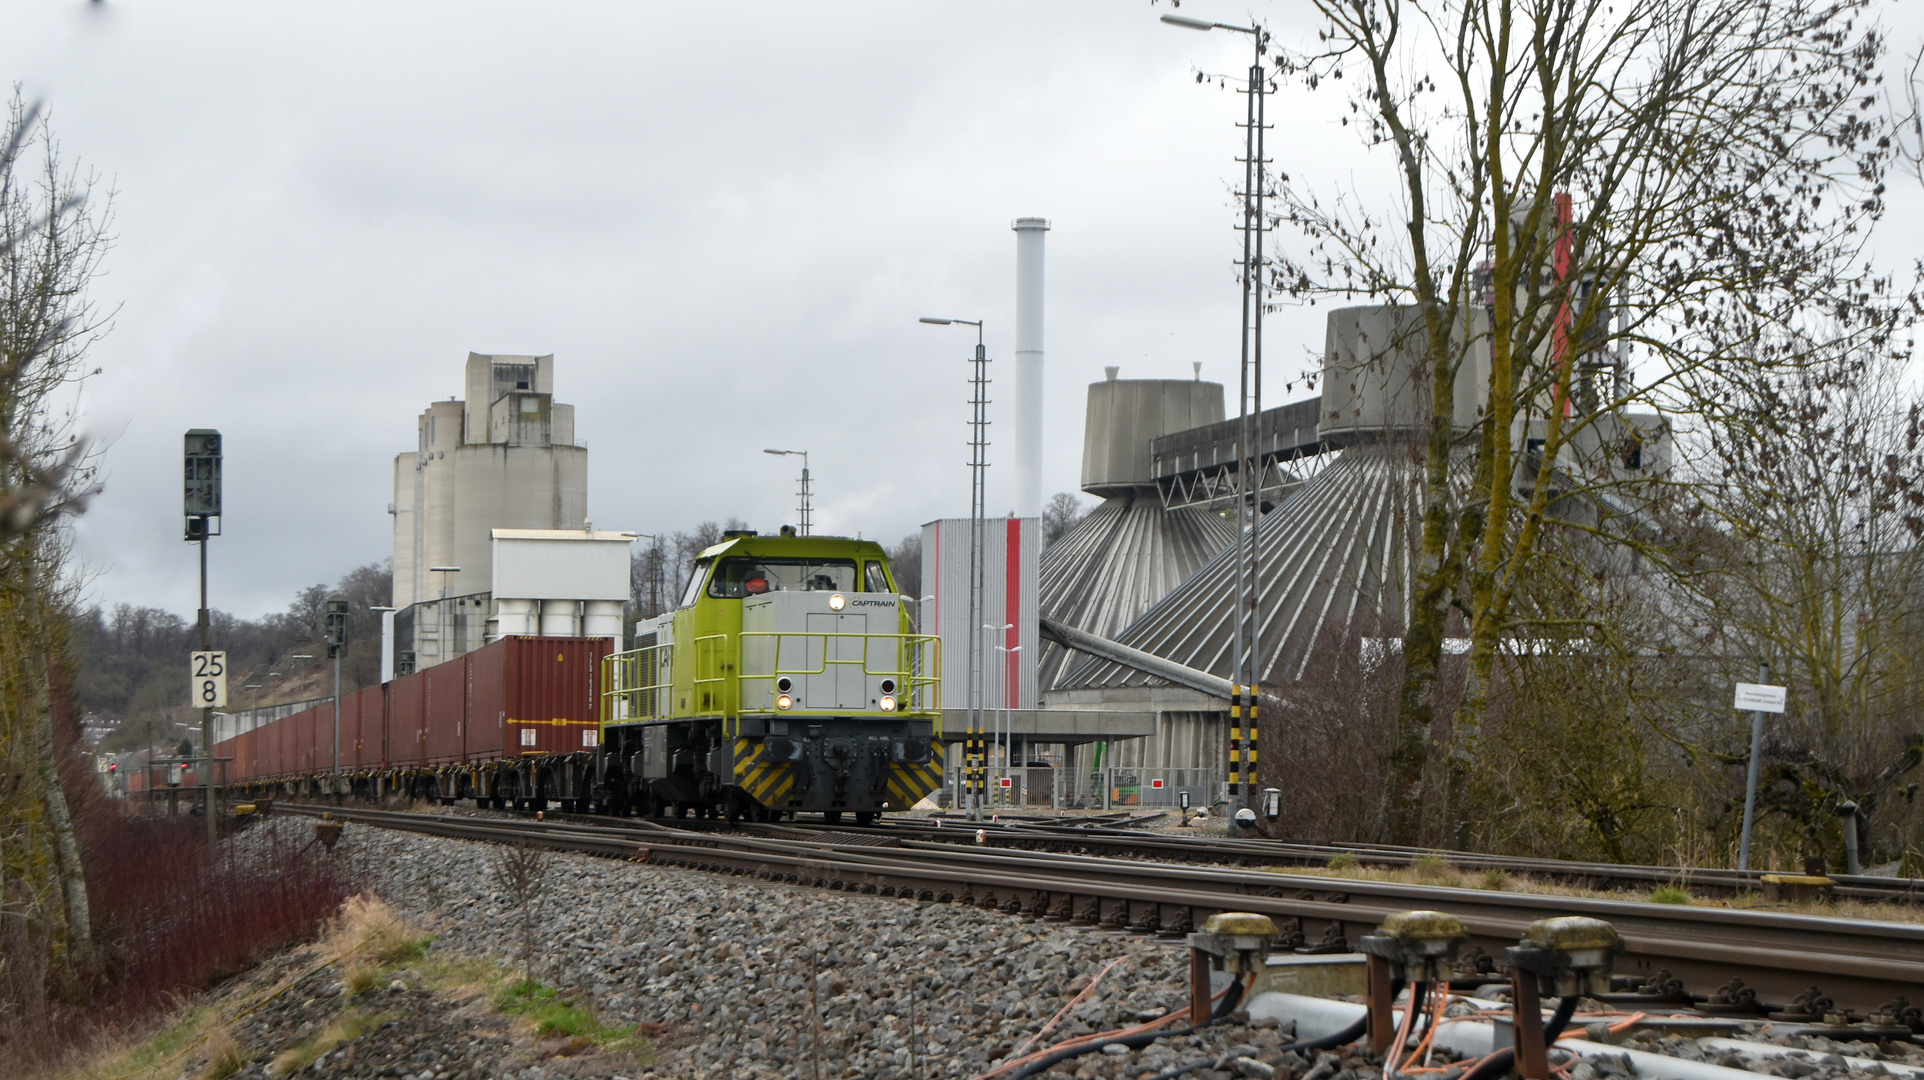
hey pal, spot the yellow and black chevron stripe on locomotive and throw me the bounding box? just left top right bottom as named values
left=731, top=737, right=795, bottom=806
left=886, top=756, right=943, bottom=809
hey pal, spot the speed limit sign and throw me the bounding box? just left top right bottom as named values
left=190, top=651, right=228, bottom=709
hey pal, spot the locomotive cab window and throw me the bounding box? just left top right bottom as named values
left=680, top=558, right=713, bottom=608
left=863, top=561, right=891, bottom=594
left=708, top=557, right=858, bottom=598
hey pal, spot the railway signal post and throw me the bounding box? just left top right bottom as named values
left=184, top=428, right=222, bottom=852
left=326, top=598, right=348, bottom=798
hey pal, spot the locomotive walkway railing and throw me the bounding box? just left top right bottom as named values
left=601, top=632, right=940, bottom=736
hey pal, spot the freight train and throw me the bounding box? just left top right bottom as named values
left=169, top=530, right=943, bottom=823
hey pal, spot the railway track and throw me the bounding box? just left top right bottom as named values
left=275, top=802, right=1924, bottom=1024
left=819, top=813, right=1924, bottom=905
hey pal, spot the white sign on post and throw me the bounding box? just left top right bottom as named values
left=190, top=651, right=228, bottom=709
left=1733, top=682, right=1787, bottom=713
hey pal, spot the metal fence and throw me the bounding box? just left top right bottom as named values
left=946, top=765, right=1228, bottom=812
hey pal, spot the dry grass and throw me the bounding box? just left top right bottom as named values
left=265, top=1010, right=387, bottom=1077
left=197, top=1027, right=245, bottom=1080
left=320, top=893, right=426, bottom=968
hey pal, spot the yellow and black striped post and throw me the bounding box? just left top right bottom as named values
left=1247, top=686, right=1259, bottom=796
left=1228, top=685, right=1244, bottom=796
left=964, top=729, right=987, bottom=809
left=1228, top=685, right=1261, bottom=798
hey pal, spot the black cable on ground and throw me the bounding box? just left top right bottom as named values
left=1455, top=994, right=1581, bottom=1080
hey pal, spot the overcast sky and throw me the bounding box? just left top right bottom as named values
left=8, top=1, right=1924, bottom=620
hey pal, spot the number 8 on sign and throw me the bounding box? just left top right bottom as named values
left=190, top=651, right=228, bottom=709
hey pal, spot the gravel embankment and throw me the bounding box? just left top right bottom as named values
left=350, top=826, right=1253, bottom=1079
left=298, top=823, right=1924, bottom=1080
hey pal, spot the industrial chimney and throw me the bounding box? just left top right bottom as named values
left=1012, top=217, right=1050, bottom=519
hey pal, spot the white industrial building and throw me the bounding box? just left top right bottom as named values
left=389, top=352, right=601, bottom=669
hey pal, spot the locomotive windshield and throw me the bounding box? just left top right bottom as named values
left=707, top=557, right=858, bottom=598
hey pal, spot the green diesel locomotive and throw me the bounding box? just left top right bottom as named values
left=598, top=530, right=942, bottom=823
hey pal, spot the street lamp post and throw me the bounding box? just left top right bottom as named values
left=762, top=450, right=813, bottom=535
left=994, top=637, right=1021, bottom=805
left=921, top=316, right=990, bottom=821
left=1162, top=11, right=1271, bottom=818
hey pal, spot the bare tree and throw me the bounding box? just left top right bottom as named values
left=495, top=840, right=551, bottom=990
left=1269, top=0, right=1909, bottom=843
left=0, top=90, right=112, bottom=1033
left=1665, top=336, right=1924, bottom=867
left=1041, top=491, right=1089, bottom=547
left=887, top=532, right=920, bottom=597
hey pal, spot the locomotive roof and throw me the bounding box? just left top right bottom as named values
left=695, top=533, right=891, bottom=561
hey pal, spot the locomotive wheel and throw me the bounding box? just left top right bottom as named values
left=672, top=802, right=689, bottom=819
left=725, top=800, right=743, bottom=825
left=823, top=811, right=843, bottom=825
left=855, top=812, right=878, bottom=826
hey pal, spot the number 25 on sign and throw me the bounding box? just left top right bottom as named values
left=191, top=651, right=228, bottom=709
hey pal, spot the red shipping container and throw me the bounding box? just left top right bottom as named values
left=500, top=636, right=607, bottom=758
left=346, top=685, right=379, bottom=769
left=236, top=729, right=253, bottom=783
left=387, top=670, right=426, bottom=768
left=214, top=734, right=236, bottom=785
left=466, top=641, right=506, bottom=762
left=424, top=660, right=468, bottom=765
left=295, top=704, right=319, bottom=776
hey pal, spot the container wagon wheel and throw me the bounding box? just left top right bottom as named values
left=672, top=802, right=689, bottom=820
left=823, top=811, right=843, bottom=826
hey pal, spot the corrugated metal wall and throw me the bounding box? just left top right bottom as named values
left=921, top=517, right=1040, bottom=715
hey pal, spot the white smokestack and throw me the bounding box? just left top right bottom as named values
left=1012, top=217, right=1050, bottom=519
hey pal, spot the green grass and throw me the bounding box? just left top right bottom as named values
left=1477, top=867, right=1510, bottom=891
left=1649, top=884, right=1692, bottom=905
left=494, top=979, right=645, bottom=1051
left=1327, top=851, right=1360, bottom=871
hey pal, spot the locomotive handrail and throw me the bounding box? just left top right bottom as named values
left=691, top=634, right=737, bottom=734
left=600, top=631, right=941, bottom=733
left=602, top=643, right=674, bottom=726
left=738, top=631, right=941, bottom=725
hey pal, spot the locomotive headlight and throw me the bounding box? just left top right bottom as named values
left=777, top=694, right=793, bottom=710
left=776, top=676, right=793, bottom=693
left=828, top=593, right=846, bottom=611
left=878, top=695, right=896, bottom=712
